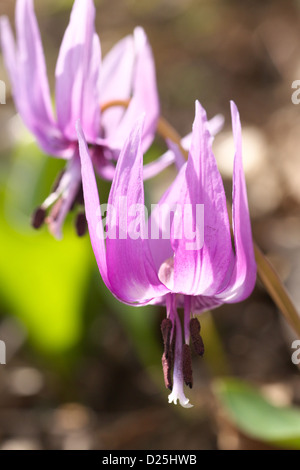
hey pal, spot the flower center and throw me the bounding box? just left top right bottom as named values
left=31, top=156, right=86, bottom=239
left=160, top=294, right=205, bottom=408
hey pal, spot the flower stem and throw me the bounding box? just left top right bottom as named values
left=101, top=99, right=188, bottom=158
left=101, top=99, right=130, bottom=113
left=254, top=244, right=300, bottom=337
left=156, top=116, right=188, bottom=159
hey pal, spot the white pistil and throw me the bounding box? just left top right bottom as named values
left=168, top=307, right=193, bottom=409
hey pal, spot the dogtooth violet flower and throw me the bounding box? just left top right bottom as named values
left=76, top=100, right=257, bottom=408
left=0, top=0, right=162, bottom=238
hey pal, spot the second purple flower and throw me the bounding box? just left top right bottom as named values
left=0, top=0, right=160, bottom=238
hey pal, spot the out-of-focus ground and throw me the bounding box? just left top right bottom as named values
left=0, top=0, right=300, bottom=450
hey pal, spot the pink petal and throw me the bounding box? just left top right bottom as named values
left=55, top=0, right=101, bottom=142
left=76, top=121, right=112, bottom=291
left=99, top=35, right=135, bottom=134
left=150, top=114, right=224, bottom=174
left=171, top=101, right=233, bottom=296
left=148, top=164, right=187, bottom=274
left=143, top=151, right=176, bottom=180
left=106, top=116, right=169, bottom=303
left=0, top=16, right=17, bottom=91
left=216, top=102, right=256, bottom=302
left=92, top=145, right=175, bottom=182
left=1, top=1, right=69, bottom=157
left=207, top=114, right=224, bottom=138
left=15, top=0, right=54, bottom=125
left=192, top=295, right=223, bottom=314
left=105, top=27, right=159, bottom=154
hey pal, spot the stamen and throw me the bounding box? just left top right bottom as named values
left=51, top=170, right=65, bottom=192
left=31, top=207, right=46, bottom=229
left=182, top=344, right=193, bottom=389
left=190, top=317, right=205, bottom=357
left=161, top=318, right=172, bottom=358
left=75, top=213, right=87, bottom=237
left=162, top=352, right=173, bottom=390
left=184, top=296, right=192, bottom=345
left=161, top=317, right=174, bottom=390
left=47, top=198, right=64, bottom=223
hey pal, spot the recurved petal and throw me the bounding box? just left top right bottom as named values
left=171, top=101, right=232, bottom=296
left=216, top=102, right=256, bottom=303
left=105, top=116, right=169, bottom=303
left=149, top=113, right=224, bottom=175
left=0, top=16, right=17, bottom=91
left=105, top=27, right=159, bottom=154
left=91, top=144, right=175, bottom=182
left=165, top=139, right=186, bottom=170
left=15, top=0, right=54, bottom=124
left=192, top=295, right=223, bottom=314
left=180, top=113, right=224, bottom=156
left=207, top=114, right=224, bottom=138
left=55, top=0, right=101, bottom=142
left=99, top=35, right=135, bottom=134
left=148, top=163, right=187, bottom=276
left=142, top=150, right=176, bottom=180
left=76, top=121, right=112, bottom=291
left=1, top=1, right=69, bottom=157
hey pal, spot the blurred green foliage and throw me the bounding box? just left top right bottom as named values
left=0, top=140, right=92, bottom=355
left=215, top=378, right=300, bottom=449
left=0, top=136, right=162, bottom=377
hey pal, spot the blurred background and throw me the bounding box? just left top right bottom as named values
left=0, top=0, right=300, bottom=450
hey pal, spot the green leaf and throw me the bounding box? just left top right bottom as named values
left=214, top=378, right=300, bottom=449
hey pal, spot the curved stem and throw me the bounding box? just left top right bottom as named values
left=100, top=99, right=188, bottom=158
left=254, top=244, right=300, bottom=337
left=101, top=99, right=130, bottom=113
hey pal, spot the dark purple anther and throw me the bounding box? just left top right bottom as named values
left=190, top=318, right=205, bottom=357
left=162, top=352, right=173, bottom=390
left=31, top=207, right=46, bottom=229
left=161, top=318, right=173, bottom=358
left=182, top=344, right=193, bottom=389
left=75, top=213, right=87, bottom=237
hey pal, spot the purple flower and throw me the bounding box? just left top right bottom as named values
left=0, top=0, right=160, bottom=238
left=77, top=100, right=257, bottom=408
